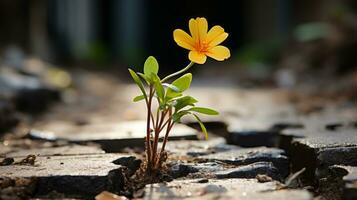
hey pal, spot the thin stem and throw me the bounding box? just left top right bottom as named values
left=146, top=86, right=154, bottom=169
left=155, top=107, right=160, bottom=130
left=157, top=109, right=168, bottom=131
left=160, top=108, right=174, bottom=154
left=151, top=108, right=169, bottom=169
left=149, top=90, right=156, bottom=129
left=158, top=115, right=173, bottom=133
left=161, top=62, right=194, bottom=82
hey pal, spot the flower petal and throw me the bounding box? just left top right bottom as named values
left=209, top=33, right=228, bottom=47
left=196, top=17, right=208, bottom=40
left=206, top=46, right=230, bottom=61
left=207, top=26, right=224, bottom=40
left=189, top=51, right=207, bottom=64
left=189, top=18, right=199, bottom=42
left=173, top=29, right=195, bottom=50
left=206, top=25, right=228, bottom=46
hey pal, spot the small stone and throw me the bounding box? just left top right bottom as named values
left=169, top=163, right=199, bottom=178
left=0, top=157, right=14, bottom=166
left=112, top=156, right=142, bottom=172
left=14, top=155, right=36, bottom=166
left=95, top=191, right=128, bottom=200
left=196, top=178, right=209, bottom=183
left=256, top=174, right=273, bottom=183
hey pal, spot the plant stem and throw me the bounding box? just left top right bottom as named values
left=157, top=109, right=168, bottom=130
left=161, top=62, right=194, bottom=82
left=158, top=115, right=173, bottom=133
left=151, top=110, right=167, bottom=168
left=155, top=107, right=160, bottom=130
left=160, top=108, right=173, bottom=154
left=149, top=90, right=156, bottom=129
left=146, top=86, right=154, bottom=171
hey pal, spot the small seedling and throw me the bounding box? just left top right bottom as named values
left=128, top=17, right=230, bottom=175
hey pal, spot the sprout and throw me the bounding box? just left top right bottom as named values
left=128, top=17, right=229, bottom=175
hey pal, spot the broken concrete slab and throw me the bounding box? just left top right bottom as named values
left=283, top=128, right=357, bottom=149
left=171, top=161, right=284, bottom=181
left=1, top=144, right=105, bottom=158
left=167, top=147, right=290, bottom=180
left=0, top=154, right=129, bottom=198
left=327, top=165, right=357, bottom=200
left=228, top=116, right=356, bottom=148
left=169, top=162, right=224, bottom=179
left=199, top=147, right=289, bottom=178
left=163, top=137, right=238, bottom=157
left=283, top=128, right=357, bottom=182
left=143, top=178, right=312, bottom=200
left=214, top=162, right=281, bottom=180
left=29, top=121, right=198, bottom=152
left=226, top=117, right=302, bottom=147
left=342, top=166, right=357, bottom=200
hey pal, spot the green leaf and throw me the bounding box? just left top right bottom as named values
left=144, top=56, right=159, bottom=80
left=171, top=73, right=192, bottom=91
left=189, top=107, right=219, bottom=115
left=193, top=114, right=208, bottom=140
left=162, top=83, right=180, bottom=92
left=172, top=110, right=190, bottom=123
left=152, top=74, right=165, bottom=102
left=128, top=68, right=147, bottom=99
left=133, top=95, right=145, bottom=102
left=138, top=73, right=149, bottom=84
left=174, top=96, right=198, bottom=111
left=166, top=73, right=192, bottom=98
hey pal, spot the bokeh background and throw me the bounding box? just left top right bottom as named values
left=1, top=0, right=357, bottom=121
left=2, top=0, right=357, bottom=79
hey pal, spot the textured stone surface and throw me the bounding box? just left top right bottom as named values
left=199, top=147, right=289, bottom=178
left=227, top=117, right=301, bottom=147
left=283, top=126, right=357, bottom=182
left=330, top=165, right=357, bottom=200
left=0, top=154, right=128, bottom=197
left=1, top=144, right=105, bottom=158
left=169, top=147, right=289, bottom=180
left=163, top=137, right=238, bottom=157
left=143, top=178, right=312, bottom=200
left=214, top=162, right=281, bottom=180
left=29, top=121, right=198, bottom=151
left=170, top=161, right=284, bottom=181
left=288, top=129, right=357, bottom=149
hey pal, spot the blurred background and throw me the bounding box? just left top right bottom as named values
left=1, top=0, right=357, bottom=75
left=1, top=0, right=357, bottom=132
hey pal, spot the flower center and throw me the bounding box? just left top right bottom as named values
left=195, top=41, right=209, bottom=53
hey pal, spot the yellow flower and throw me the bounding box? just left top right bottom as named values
left=173, top=17, right=230, bottom=64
